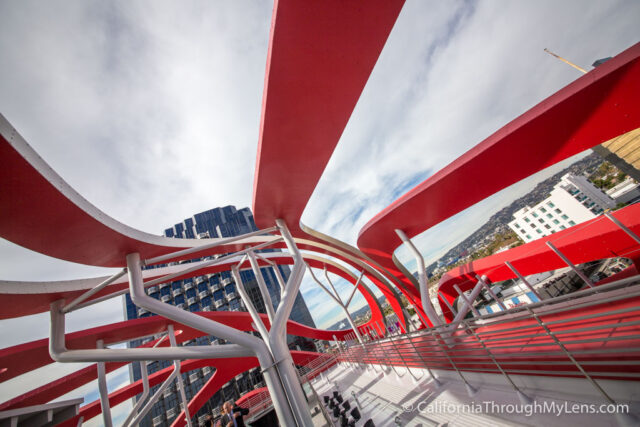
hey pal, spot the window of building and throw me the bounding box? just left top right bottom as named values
left=530, top=223, right=536, bottom=228
left=532, top=212, right=538, bottom=218
left=540, top=207, right=547, bottom=213
left=536, top=229, right=542, bottom=234
left=546, top=213, right=553, bottom=219
left=547, top=202, right=555, bottom=208
left=561, top=214, right=569, bottom=220
left=555, top=208, right=562, bottom=214
left=544, top=224, right=551, bottom=229
left=538, top=218, right=544, bottom=223
left=569, top=220, right=576, bottom=226
left=553, top=219, right=560, bottom=224
left=560, top=225, right=566, bottom=230
left=514, top=223, right=521, bottom=228
left=524, top=218, right=530, bottom=223
left=526, top=234, right=532, bottom=239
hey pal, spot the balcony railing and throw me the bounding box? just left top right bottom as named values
left=337, top=274, right=640, bottom=400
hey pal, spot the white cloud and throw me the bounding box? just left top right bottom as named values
left=303, top=0, right=640, bottom=247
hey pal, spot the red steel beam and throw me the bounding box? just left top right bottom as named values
left=357, top=42, right=640, bottom=305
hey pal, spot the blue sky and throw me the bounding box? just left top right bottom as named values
left=1, top=0, right=639, bottom=422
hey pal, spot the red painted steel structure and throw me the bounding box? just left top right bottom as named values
left=0, top=313, right=350, bottom=387
left=1, top=0, right=640, bottom=425
left=50, top=351, right=328, bottom=427
left=0, top=255, right=384, bottom=329
left=358, top=42, right=640, bottom=308
left=438, top=205, right=640, bottom=321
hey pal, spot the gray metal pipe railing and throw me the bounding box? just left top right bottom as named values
left=122, top=361, right=149, bottom=427
left=49, top=301, right=253, bottom=362
left=144, top=226, right=279, bottom=265
left=126, top=252, right=297, bottom=426
left=337, top=279, right=640, bottom=402
left=269, top=220, right=315, bottom=427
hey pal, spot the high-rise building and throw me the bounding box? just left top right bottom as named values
left=124, top=206, right=316, bottom=427
left=508, top=173, right=616, bottom=243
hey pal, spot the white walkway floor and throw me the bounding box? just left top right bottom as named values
left=309, top=362, right=638, bottom=427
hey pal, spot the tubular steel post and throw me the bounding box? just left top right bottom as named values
left=476, top=275, right=507, bottom=311
left=462, top=320, right=531, bottom=404
left=323, top=266, right=341, bottom=303
left=439, top=292, right=458, bottom=317
left=247, top=250, right=277, bottom=323
left=546, top=241, right=594, bottom=288
left=96, top=340, right=113, bottom=427
left=324, top=267, right=364, bottom=343
left=377, top=321, right=398, bottom=374
left=395, top=229, right=443, bottom=327
left=405, top=331, right=441, bottom=386
left=62, top=268, right=127, bottom=313
left=49, top=301, right=253, bottom=362
left=68, top=241, right=285, bottom=312
left=505, top=261, right=542, bottom=300
left=129, top=364, right=181, bottom=426
left=387, top=330, right=420, bottom=381
left=168, top=325, right=193, bottom=427
left=364, top=327, right=382, bottom=374
left=254, top=252, right=287, bottom=297
left=231, top=266, right=271, bottom=342
left=345, top=270, right=365, bottom=308
left=454, top=284, right=481, bottom=318
left=333, top=334, right=344, bottom=364
left=449, top=278, right=486, bottom=330
left=144, top=226, right=279, bottom=265
left=122, top=361, right=150, bottom=427
left=526, top=306, right=614, bottom=404
left=347, top=333, right=358, bottom=369
left=126, top=252, right=297, bottom=426
left=272, top=219, right=316, bottom=427
left=308, top=265, right=364, bottom=344
left=426, top=326, right=476, bottom=396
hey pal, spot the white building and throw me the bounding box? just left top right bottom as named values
left=606, top=176, right=640, bottom=204
left=508, top=173, right=615, bottom=243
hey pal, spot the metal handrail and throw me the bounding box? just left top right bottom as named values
left=338, top=279, right=640, bottom=405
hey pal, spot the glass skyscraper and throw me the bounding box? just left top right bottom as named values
left=124, top=206, right=316, bottom=426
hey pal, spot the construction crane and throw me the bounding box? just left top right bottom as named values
left=544, top=48, right=587, bottom=73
